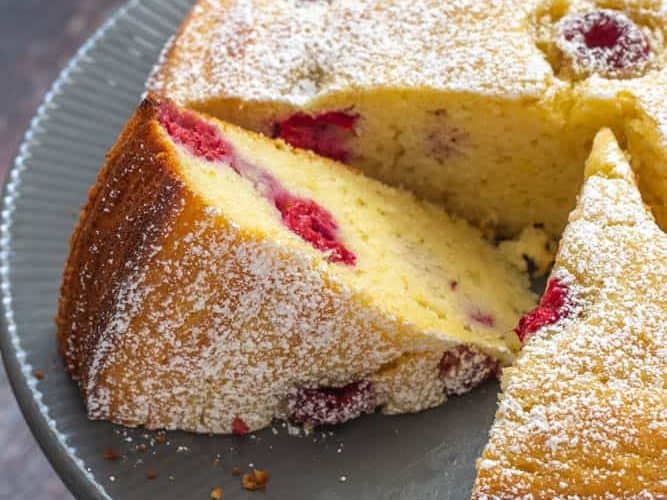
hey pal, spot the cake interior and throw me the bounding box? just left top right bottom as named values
left=191, top=87, right=666, bottom=238
left=157, top=102, right=536, bottom=361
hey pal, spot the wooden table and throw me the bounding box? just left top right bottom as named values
left=0, top=1, right=124, bottom=497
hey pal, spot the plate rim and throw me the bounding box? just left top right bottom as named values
left=0, top=2, right=144, bottom=498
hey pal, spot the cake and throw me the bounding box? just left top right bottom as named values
left=56, top=96, right=535, bottom=433
left=472, top=129, right=667, bottom=498
left=149, top=0, right=667, bottom=239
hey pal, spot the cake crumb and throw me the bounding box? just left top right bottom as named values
left=32, top=369, right=45, bottom=380
left=242, top=469, right=269, bottom=490
left=146, top=470, right=158, bottom=480
left=231, top=466, right=241, bottom=476
left=210, top=486, right=223, bottom=499
left=498, top=225, right=555, bottom=276
left=102, top=448, right=119, bottom=461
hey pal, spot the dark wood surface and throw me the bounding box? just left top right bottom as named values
left=0, top=1, right=124, bottom=498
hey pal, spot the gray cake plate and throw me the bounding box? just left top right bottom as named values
left=0, top=0, right=501, bottom=498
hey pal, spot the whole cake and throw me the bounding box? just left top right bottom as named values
left=473, top=130, right=667, bottom=498
left=56, top=96, right=534, bottom=433
left=55, top=0, right=667, bottom=495
left=149, top=0, right=667, bottom=238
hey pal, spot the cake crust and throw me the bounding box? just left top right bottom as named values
left=57, top=99, right=186, bottom=384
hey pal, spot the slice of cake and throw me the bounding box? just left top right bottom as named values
left=57, top=96, right=535, bottom=433
left=149, top=0, right=667, bottom=237
left=472, top=129, right=667, bottom=498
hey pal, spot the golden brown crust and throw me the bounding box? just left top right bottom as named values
left=56, top=97, right=184, bottom=383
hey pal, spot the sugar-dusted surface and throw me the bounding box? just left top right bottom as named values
left=150, top=0, right=555, bottom=106
left=473, top=130, right=667, bottom=497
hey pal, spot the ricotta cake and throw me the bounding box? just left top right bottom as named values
left=56, top=97, right=535, bottom=433
left=149, top=0, right=667, bottom=237
left=472, top=130, right=667, bottom=498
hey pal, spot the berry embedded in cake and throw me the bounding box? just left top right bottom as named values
left=57, top=96, right=535, bottom=434
left=439, top=345, right=499, bottom=396
left=158, top=100, right=356, bottom=265
left=273, top=195, right=356, bottom=265
left=514, top=278, right=572, bottom=343
left=272, top=111, right=358, bottom=162
left=556, top=9, right=651, bottom=78
left=287, top=380, right=376, bottom=427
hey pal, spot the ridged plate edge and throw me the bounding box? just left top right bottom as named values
left=0, top=3, right=145, bottom=498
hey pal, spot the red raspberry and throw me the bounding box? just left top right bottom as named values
left=470, top=310, right=495, bottom=327
left=287, top=380, right=376, bottom=426
left=439, top=345, right=499, bottom=395
left=274, top=194, right=356, bottom=265
left=273, top=111, right=358, bottom=162
left=515, top=278, right=570, bottom=343
left=231, top=416, right=250, bottom=435
left=557, top=10, right=650, bottom=77
left=157, top=100, right=230, bottom=162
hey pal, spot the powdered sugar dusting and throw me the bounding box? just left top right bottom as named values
left=149, top=0, right=554, bottom=106
left=84, top=172, right=510, bottom=433
left=474, top=132, right=667, bottom=497
left=84, top=209, right=401, bottom=432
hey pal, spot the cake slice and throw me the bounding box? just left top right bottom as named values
left=57, top=96, right=534, bottom=433
left=472, top=129, right=667, bottom=498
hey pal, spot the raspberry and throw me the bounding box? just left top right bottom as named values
left=287, top=380, right=376, bottom=426
left=158, top=101, right=356, bottom=266
left=557, top=10, right=650, bottom=77
left=538, top=278, right=568, bottom=310
left=439, top=345, right=499, bottom=396
left=231, top=416, right=249, bottom=435
left=470, top=310, right=495, bottom=327
left=274, top=194, right=356, bottom=265
left=157, top=100, right=230, bottom=162
left=273, top=111, right=358, bottom=162
left=515, top=278, right=570, bottom=343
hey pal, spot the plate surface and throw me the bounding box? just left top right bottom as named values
left=0, top=1, right=500, bottom=498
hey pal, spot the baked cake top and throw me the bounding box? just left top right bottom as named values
left=151, top=0, right=667, bottom=106
left=150, top=0, right=559, bottom=105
